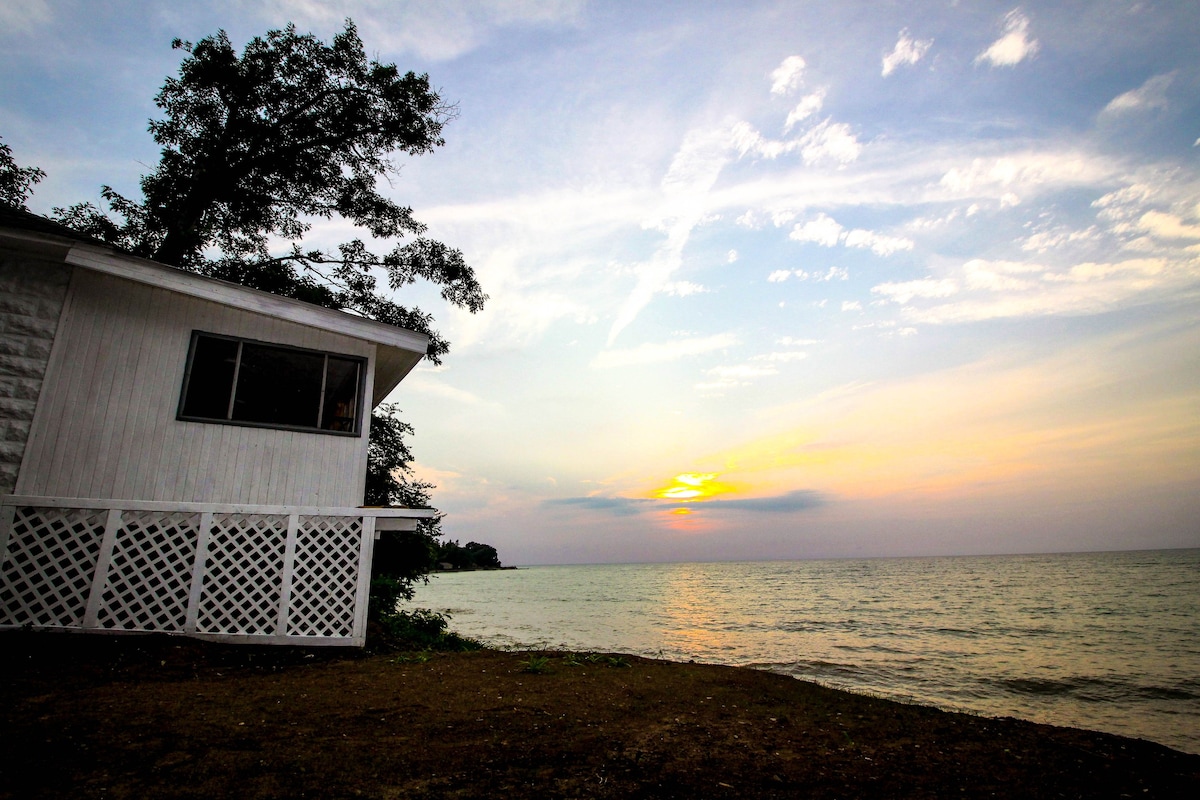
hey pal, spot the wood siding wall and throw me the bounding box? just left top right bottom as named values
left=15, top=268, right=376, bottom=506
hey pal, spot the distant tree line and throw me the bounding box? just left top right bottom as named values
left=435, top=540, right=502, bottom=570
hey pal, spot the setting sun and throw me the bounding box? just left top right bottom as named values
left=654, top=473, right=734, bottom=502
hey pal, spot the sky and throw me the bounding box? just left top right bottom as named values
left=2, top=1, right=1198, bottom=564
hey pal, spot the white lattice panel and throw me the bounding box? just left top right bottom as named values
left=287, top=516, right=362, bottom=637
left=196, top=513, right=287, bottom=636
left=0, top=506, right=106, bottom=627
left=0, top=499, right=410, bottom=645
left=96, top=510, right=200, bottom=631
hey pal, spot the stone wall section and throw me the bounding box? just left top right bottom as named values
left=0, top=254, right=71, bottom=494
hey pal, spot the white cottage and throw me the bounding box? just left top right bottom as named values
left=0, top=207, right=435, bottom=646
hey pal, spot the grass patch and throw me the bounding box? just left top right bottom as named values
left=519, top=654, right=553, bottom=674
left=563, top=652, right=631, bottom=668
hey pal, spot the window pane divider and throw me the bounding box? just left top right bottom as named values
left=226, top=340, right=244, bottom=420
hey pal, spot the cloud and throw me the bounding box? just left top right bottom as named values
left=0, top=0, right=50, bottom=33
left=543, top=496, right=652, bottom=516
left=660, top=281, right=710, bottom=296
left=843, top=228, right=915, bottom=256
left=975, top=8, right=1039, bottom=68
left=609, top=126, right=734, bottom=343
left=1103, top=73, right=1175, bottom=116
left=936, top=150, right=1118, bottom=205
left=790, top=213, right=844, bottom=246
left=882, top=29, right=933, bottom=77
left=1136, top=210, right=1200, bottom=240
left=784, top=90, right=827, bottom=131
left=402, top=372, right=499, bottom=406
left=542, top=489, right=825, bottom=516
left=733, top=118, right=861, bottom=166
left=770, top=55, right=807, bottom=96
left=706, top=363, right=778, bottom=380
left=753, top=351, right=809, bottom=363
left=256, top=0, right=585, bottom=60
left=841, top=301, right=863, bottom=311
left=789, top=214, right=910, bottom=255
left=592, top=333, right=738, bottom=369
left=1021, top=226, right=1101, bottom=253
left=893, top=256, right=1200, bottom=324
left=700, top=490, right=826, bottom=512
left=871, top=278, right=959, bottom=305
left=796, top=120, right=862, bottom=165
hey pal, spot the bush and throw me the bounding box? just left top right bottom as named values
left=367, top=582, right=480, bottom=653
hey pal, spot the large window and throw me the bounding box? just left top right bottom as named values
left=179, top=332, right=365, bottom=435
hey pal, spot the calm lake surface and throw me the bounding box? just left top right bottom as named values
left=411, top=549, right=1200, bottom=754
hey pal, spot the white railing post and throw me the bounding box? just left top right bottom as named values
left=82, top=507, right=123, bottom=628
left=0, top=502, right=15, bottom=570
left=352, top=515, right=377, bottom=643
left=184, top=511, right=213, bottom=634
left=277, top=513, right=300, bottom=636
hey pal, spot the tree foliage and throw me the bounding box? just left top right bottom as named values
left=52, top=20, right=485, bottom=363
left=0, top=136, right=45, bottom=210
left=366, top=404, right=445, bottom=601
left=436, top=540, right=503, bottom=570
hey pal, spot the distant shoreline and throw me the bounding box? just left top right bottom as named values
left=430, top=565, right=519, bottom=573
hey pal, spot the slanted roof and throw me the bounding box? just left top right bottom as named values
left=0, top=207, right=429, bottom=404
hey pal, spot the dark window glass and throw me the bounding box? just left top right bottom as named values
left=321, top=356, right=360, bottom=432
left=179, top=333, right=364, bottom=435
left=233, top=343, right=325, bottom=428
left=181, top=336, right=239, bottom=419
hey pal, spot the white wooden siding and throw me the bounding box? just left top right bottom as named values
left=16, top=269, right=375, bottom=506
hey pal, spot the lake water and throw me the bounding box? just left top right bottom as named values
left=410, top=549, right=1200, bottom=755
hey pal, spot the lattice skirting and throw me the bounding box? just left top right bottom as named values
left=0, top=502, right=377, bottom=646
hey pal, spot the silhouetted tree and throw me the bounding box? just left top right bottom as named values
left=0, top=136, right=45, bottom=210
left=52, top=20, right=485, bottom=363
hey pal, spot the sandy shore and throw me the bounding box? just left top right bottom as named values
left=2, top=632, right=1197, bottom=798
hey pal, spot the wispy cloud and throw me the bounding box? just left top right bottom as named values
left=871, top=278, right=958, bottom=305
left=975, top=8, right=1039, bottom=68
left=592, top=333, right=738, bottom=369
left=784, top=90, right=826, bottom=131
left=543, top=496, right=653, bottom=516
left=660, top=281, right=709, bottom=297
left=543, top=489, right=825, bottom=515
left=882, top=29, right=933, bottom=77
left=1103, top=72, right=1175, bottom=116
left=254, top=0, right=585, bottom=60
left=0, top=0, right=50, bottom=34
left=883, top=257, right=1199, bottom=324
left=700, top=490, right=825, bottom=512
left=608, top=126, right=734, bottom=344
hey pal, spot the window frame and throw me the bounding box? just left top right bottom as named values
left=177, top=331, right=368, bottom=437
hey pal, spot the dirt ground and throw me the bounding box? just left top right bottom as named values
left=2, top=631, right=1198, bottom=798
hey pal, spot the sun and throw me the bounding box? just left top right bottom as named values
left=653, top=473, right=734, bottom=502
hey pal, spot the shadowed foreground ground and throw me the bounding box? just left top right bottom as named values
left=2, top=632, right=1197, bottom=798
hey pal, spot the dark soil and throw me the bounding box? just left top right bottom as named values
left=2, top=631, right=1197, bottom=798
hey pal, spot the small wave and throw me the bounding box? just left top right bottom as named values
left=994, top=676, right=1199, bottom=702
left=997, top=677, right=1077, bottom=696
